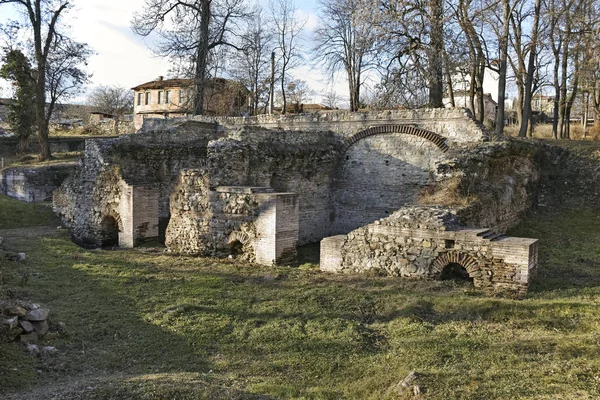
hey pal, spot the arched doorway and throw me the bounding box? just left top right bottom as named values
left=99, top=215, right=121, bottom=248
left=440, top=262, right=474, bottom=283
left=431, top=252, right=481, bottom=286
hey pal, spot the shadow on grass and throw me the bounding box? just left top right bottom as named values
left=508, top=207, right=600, bottom=295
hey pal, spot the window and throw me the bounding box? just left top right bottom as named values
left=166, top=90, right=171, bottom=104
left=137, top=93, right=142, bottom=106
left=179, top=89, right=186, bottom=104
left=145, top=92, right=150, bottom=105
left=158, top=91, right=163, bottom=104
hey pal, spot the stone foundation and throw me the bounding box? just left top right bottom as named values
left=320, top=207, right=538, bottom=294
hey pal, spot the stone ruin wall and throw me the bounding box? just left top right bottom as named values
left=321, top=207, right=538, bottom=295
left=53, top=124, right=217, bottom=247
left=52, top=109, right=547, bottom=293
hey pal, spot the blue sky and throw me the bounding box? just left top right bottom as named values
left=0, top=0, right=349, bottom=105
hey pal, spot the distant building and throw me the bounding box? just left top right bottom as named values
left=273, top=103, right=333, bottom=114
left=444, top=91, right=498, bottom=123
left=132, top=76, right=248, bottom=130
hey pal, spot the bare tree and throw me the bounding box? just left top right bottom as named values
left=132, top=0, right=250, bottom=116
left=285, top=79, right=313, bottom=112
left=322, top=89, right=342, bottom=109
left=313, top=0, right=378, bottom=112
left=0, top=0, right=72, bottom=160
left=88, top=85, right=132, bottom=117
left=269, top=0, right=305, bottom=115
left=517, top=0, right=542, bottom=137
left=230, top=4, right=272, bottom=115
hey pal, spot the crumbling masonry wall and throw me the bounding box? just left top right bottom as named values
left=321, top=207, right=538, bottom=294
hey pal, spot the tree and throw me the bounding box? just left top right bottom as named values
left=0, top=0, right=72, bottom=160
left=88, top=85, right=133, bottom=117
left=132, top=0, right=250, bottom=116
left=46, top=38, right=91, bottom=124
left=270, top=0, right=305, bottom=115
left=0, top=48, right=35, bottom=152
left=517, top=0, right=542, bottom=137
left=314, top=0, right=378, bottom=112
left=285, top=79, right=313, bottom=112
left=378, top=0, right=448, bottom=109
left=230, top=4, right=273, bottom=115
left=322, top=89, right=342, bottom=109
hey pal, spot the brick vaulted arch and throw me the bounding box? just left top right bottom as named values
left=343, top=125, right=450, bottom=153
left=431, top=251, right=482, bottom=281
left=228, top=231, right=252, bottom=246
left=103, top=210, right=123, bottom=232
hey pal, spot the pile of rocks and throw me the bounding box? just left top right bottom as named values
left=1, top=302, right=63, bottom=344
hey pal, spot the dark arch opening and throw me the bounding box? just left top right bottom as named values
left=229, top=240, right=244, bottom=257
left=440, top=262, right=473, bottom=283
left=100, top=216, right=120, bottom=248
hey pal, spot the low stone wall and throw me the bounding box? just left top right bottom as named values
left=321, top=207, right=538, bottom=295
left=166, top=174, right=299, bottom=265
left=0, top=164, right=76, bottom=202
left=142, top=108, right=492, bottom=145
left=0, top=136, right=114, bottom=157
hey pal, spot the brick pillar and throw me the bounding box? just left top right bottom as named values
left=118, top=183, right=159, bottom=247
left=253, top=192, right=299, bottom=265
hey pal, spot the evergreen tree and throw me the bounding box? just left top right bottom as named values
left=0, top=49, right=36, bottom=153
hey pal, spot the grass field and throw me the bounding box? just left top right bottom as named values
left=1, top=146, right=600, bottom=398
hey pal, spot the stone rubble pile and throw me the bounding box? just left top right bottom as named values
left=0, top=301, right=64, bottom=344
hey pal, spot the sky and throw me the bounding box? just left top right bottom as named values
left=0, top=0, right=349, bottom=106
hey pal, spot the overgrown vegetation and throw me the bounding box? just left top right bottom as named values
left=1, top=141, right=600, bottom=399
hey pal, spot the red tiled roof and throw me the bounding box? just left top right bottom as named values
left=132, top=78, right=192, bottom=91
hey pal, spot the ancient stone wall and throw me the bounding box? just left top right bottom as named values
left=53, top=123, right=217, bottom=247
left=142, top=108, right=491, bottom=145
left=321, top=207, right=538, bottom=294
left=332, top=132, right=447, bottom=234
left=0, top=164, right=75, bottom=202
left=166, top=174, right=299, bottom=265
left=429, top=141, right=545, bottom=233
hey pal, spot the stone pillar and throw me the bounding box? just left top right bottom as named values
left=320, top=235, right=346, bottom=272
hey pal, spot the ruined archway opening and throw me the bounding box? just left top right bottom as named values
left=229, top=240, right=244, bottom=257
left=440, top=262, right=473, bottom=283
left=100, top=216, right=120, bottom=248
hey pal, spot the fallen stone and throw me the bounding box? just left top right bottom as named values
left=25, top=308, right=49, bottom=322
left=2, top=317, right=19, bottom=330
left=400, top=371, right=421, bottom=388
left=32, top=320, right=49, bottom=336
left=413, top=385, right=423, bottom=395
left=41, top=346, right=58, bottom=355
left=27, top=344, right=40, bottom=355
left=6, top=306, right=27, bottom=317
left=19, top=320, right=34, bottom=333
left=19, top=332, right=38, bottom=343
left=16, top=253, right=26, bottom=261
left=5, top=326, right=24, bottom=342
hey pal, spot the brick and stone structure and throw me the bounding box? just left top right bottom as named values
left=320, top=207, right=538, bottom=295
left=53, top=109, right=542, bottom=294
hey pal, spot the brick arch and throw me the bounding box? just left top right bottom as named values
left=102, top=211, right=123, bottom=232
left=343, top=125, right=449, bottom=153
left=431, top=251, right=481, bottom=279
left=227, top=231, right=252, bottom=246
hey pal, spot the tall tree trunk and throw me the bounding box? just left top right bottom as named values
left=269, top=51, right=275, bottom=115
left=193, top=1, right=211, bottom=116
left=428, top=0, right=444, bottom=108
left=496, top=0, right=511, bottom=137
left=518, top=0, right=541, bottom=137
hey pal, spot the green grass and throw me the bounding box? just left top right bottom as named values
left=1, top=201, right=600, bottom=398
left=0, top=151, right=81, bottom=171
left=0, top=196, right=60, bottom=229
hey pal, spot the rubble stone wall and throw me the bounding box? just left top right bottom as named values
left=0, top=164, right=76, bottom=202
left=321, top=207, right=538, bottom=294
left=142, top=108, right=491, bottom=145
